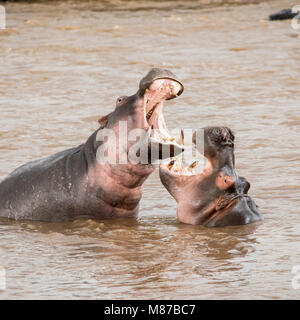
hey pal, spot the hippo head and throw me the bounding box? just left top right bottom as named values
left=97, top=68, right=184, bottom=164
left=159, top=127, right=263, bottom=227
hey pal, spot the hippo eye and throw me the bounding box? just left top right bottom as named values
left=116, top=96, right=127, bottom=106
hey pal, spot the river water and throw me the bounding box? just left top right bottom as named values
left=0, top=0, right=299, bottom=299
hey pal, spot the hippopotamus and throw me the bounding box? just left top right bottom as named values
left=0, top=68, right=184, bottom=221
left=269, top=8, right=298, bottom=21
left=159, top=127, right=263, bottom=227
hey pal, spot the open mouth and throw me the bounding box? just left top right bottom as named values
left=162, top=154, right=211, bottom=177
left=164, top=158, right=203, bottom=176
left=143, top=78, right=184, bottom=159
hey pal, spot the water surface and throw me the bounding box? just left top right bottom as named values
left=0, top=0, right=299, bottom=299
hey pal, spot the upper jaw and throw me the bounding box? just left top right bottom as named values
left=139, top=68, right=184, bottom=135
left=139, top=67, right=184, bottom=99
left=140, top=75, right=184, bottom=160
left=143, top=77, right=183, bottom=130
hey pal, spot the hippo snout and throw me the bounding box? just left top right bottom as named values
left=139, top=68, right=184, bottom=99
left=204, top=195, right=263, bottom=227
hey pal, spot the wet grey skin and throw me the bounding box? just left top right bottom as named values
left=159, top=127, right=263, bottom=227
left=0, top=68, right=184, bottom=222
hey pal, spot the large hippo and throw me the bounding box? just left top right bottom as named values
left=159, top=127, right=263, bottom=227
left=0, top=68, right=184, bottom=221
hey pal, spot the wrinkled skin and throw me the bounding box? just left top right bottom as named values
left=0, top=68, right=184, bottom=222
left=159, top=127, right=263, bottom=227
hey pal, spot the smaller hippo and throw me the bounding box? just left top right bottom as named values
left=269, top=8, right=298, bottom=21
left=159, top=127, right=263, bottom=227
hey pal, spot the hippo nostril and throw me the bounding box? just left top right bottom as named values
left=245, top=181, right=251, bottom=193
left=224, top=140, right=234, bottom=148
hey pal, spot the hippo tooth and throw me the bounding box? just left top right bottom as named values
left=188, top=161, right=198, bottom=172
left=146, top=108, right=154, bottom=120
left=176, top=129, right=184, bottom=145
left=167, top=159, right=175, bottom=170
left=150, top=125, right=155, bottom=138
left=189, top=161, right=197, bottom=169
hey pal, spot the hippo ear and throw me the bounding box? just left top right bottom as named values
left=98, top=114, right=110, bottom=128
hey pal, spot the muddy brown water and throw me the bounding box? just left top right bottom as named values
left=0, top=0, right=300, bottom=299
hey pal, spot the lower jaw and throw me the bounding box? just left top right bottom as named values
left=163, top=162, right=202, bottom=176
left=176, top=206, right=201, bottom=225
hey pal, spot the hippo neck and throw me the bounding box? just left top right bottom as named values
left=85, top=129, right=155, bottom=189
